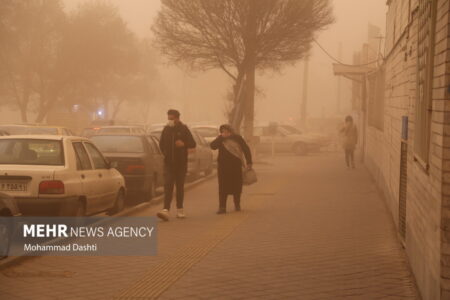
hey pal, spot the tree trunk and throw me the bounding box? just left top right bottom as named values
left=19, top=107, right=28, bottom=123
left=19, top=85, right=30, bottom=123
left=229, top=70, right=246, bottom=132
left=35, top=93, right=58, bottom=123
left=243, top=63, right=255, bottom=141
left=242, top=0, right=257, bottom=141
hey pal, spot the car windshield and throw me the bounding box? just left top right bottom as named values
left=98, top=128, right=131, bottom=134
left=26, top=127, right=58, bottom=135
left=280, top=125, right=302, bottom=135
left=195, top=127, right=218, bottom=138
left=91, top=136, right=144, bottom=153
left=0, top=139, right=64, bottom=165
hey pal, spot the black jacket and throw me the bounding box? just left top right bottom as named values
left=159, top=122, right=196, bottom=170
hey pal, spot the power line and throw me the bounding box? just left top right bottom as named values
left=312, top=39, right=382, bottom=67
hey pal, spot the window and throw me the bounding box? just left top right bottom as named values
left=73, top=142, right=92, bottom=170
left=91, top=136, right=145, bottom=153
left=84, top=143, right=107, bottom=169
left=150, top=136, right=162, bottom=154
left=146, top=137, right=158, bottom=153
left=0, top=139, right=64, bottom=165
left=195, top=127, right=219, bottom=138
left=415, top=0, right=437, bottom=164
left=197, top=133, right=208, bottom=146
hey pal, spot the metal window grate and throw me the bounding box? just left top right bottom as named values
left=399, top=141, right=408, bottom=240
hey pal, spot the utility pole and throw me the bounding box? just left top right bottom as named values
left=300, top=56, right=309, bottom=129
left=337, top=42, right=342, bottom=114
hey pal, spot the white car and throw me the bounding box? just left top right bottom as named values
left=0, top=135, right=126, bottom=216
left=192, top=125, right=220, bottom=163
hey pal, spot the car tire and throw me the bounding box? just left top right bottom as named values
left=0, top=216, right=11, bottom=260
left=293, top=143, right=308, bottom=156
left=108, top=190, right=125, bottom=215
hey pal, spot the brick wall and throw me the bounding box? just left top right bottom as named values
left=435, top=0, right=450, bottom=298
left=362, top=0, right=450, bottom=299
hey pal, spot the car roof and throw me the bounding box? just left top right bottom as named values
left=90, top=134, right=147, bottom=137
left=0, top=124, right=29, bottom=127
left=0, top=135, right=88, bottom=141
left=99, top=125, right=144, bottom=128
left=192, top=125, right=219, bottom=129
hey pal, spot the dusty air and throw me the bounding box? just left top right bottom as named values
left=0, top=0, right=445, bottom=299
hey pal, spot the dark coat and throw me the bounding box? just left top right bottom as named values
left=159, top=122, right=196, bottom=172
left=210, top=134, right=252, bottom=195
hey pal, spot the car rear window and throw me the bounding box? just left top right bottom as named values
left=91, top=136, right=144, bottom=153
left=0, top=139, right=64, bottom=165
left=98, top=128, right=131, bottom=134
left=195, top=127, right=218, bottom=138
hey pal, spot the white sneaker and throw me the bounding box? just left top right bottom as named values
left=157, top=209, right=170, bottom=221
left=176, top=208, right=186, bottom=219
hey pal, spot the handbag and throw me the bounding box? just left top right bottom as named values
left=243, top=168, right=257, bottom=185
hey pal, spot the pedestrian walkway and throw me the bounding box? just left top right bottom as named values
left=0, top=153, right=419, bottom=299
left=123, top=154, right=419, bottom=299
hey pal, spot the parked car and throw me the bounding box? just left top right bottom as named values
left=189, top=129, right=214, bottom=177
left=80, top=127, right=101, bottom=138
left=0, top=135, right=126, bottom=216
left=90, top=134, right=164, bottom=201
left=150, top=128, right=214, bottom=178
left=0, top=192, right=21, bottom=259
left=25, top=125, right=75, bottom=136
left=97, top=126, right=146, bottom=135
left=278, top=124, right=331, bottom=148
left=254, top=125, right=321, bottom=155
left=0, top=124, right=75, bottom=136
left=192, top=125, right=219, bottom=162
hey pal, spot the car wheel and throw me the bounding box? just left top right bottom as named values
left=108, top=189, right=125, bottom=215
left=293, top=143, right=308, bottom=156
left=0, top=216, right=11, bottom=260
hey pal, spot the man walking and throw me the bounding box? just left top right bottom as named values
left=157, top=109, right=196, bottom=221
left=339, top=115, right=358, bottom=169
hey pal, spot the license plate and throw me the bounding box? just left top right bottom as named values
left=0, top=182, right=27, bottom=192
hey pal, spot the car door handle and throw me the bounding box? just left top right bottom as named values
left=81, top=174, right=85, bottom=179
left=98, top=173, right=102, bottom=178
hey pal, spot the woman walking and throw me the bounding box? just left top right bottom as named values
left=210, top=124, right=252, bottom=214
left=340, top=115, right=358, bottom=168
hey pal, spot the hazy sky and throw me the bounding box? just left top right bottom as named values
left=62, top=0, right=387, bottom=125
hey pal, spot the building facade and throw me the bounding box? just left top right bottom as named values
left=351, top=0, right=450, bottom=299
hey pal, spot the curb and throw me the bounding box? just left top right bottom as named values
left=0, top=172, right=216, bottom=271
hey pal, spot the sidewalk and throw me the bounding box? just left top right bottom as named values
left=121, top=153, right=419, bottom=299
left=0, top=153, right=419, bottom=299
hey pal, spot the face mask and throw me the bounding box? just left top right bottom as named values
left=167, top=120, right=175, bottom=127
